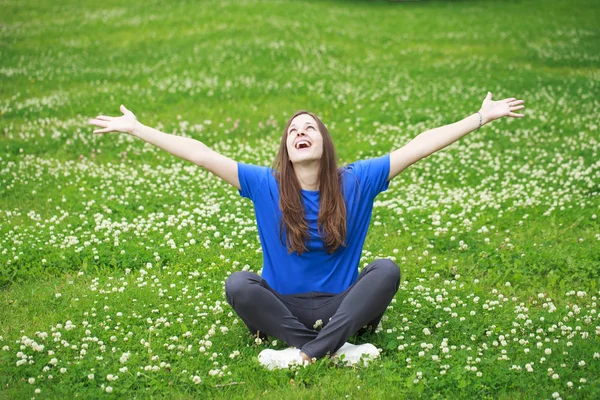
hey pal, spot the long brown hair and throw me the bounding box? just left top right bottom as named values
left=271, top=111, right=347, bottom=256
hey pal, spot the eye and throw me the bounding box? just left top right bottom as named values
left=307, top=125, right=315, bottom=130
left=288, top=128, right=296, bottom=135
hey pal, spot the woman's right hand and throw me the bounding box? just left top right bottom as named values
left=88, top=104, right=138, bottom=134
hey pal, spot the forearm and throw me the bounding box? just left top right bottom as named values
left=130, top=121, right=208, bottom=165
left=411, top=111, right=490, bottom=159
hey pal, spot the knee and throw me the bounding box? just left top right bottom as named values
left=225, top=271, right=258, bottom=304
left=372, top=259, right=401, bottom=283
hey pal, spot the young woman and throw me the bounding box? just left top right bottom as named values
left=88, top=92, right=525, bottom=369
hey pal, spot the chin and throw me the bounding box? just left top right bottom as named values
left=294, top=153, right=320, bottom=161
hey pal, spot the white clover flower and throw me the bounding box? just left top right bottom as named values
left=28, top=377, right=35, bottom=384
left=106, top=386, right=113, bottom=393
left=526, top=364, right=534, bottom=372
left=545, top=348, right=552, bottom=355
left=88, top=374, right=95, bottom=380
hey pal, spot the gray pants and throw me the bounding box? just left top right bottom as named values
left=225, top=258, right=401, bottom=360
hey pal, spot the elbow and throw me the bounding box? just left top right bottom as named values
left=192, top=142, right=211, bottom=167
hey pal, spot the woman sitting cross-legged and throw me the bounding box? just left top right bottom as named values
left=88, top=92, right=525, bottom=369
left=224, top=110, right=402, bottom=369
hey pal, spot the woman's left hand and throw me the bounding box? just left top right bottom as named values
left=479, top=92, right=525, bottom=124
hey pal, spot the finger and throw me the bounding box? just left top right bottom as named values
left=120, top=104, right=129, bottom=114
left=508, top=112, right=525, bottom=118
left=88, top=119, right=109, bottom=128
left=95, top=115, right=113, bottom=121
left=510, top=105, right=525, bottom=111
left=504, top=98, right=517, bottom=103
left=93, top=128, right=110, bottom=134
left=508, top=100, right=524, bottom=106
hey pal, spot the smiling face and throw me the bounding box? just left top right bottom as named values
left=285, top=113, right=324, bottom=166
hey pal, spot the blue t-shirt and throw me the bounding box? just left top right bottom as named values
left=237, top=153, right=390, bottom=295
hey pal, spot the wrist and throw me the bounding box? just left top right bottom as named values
left=130, top=121, right=144, bottom=136
left=477, top=110, right=492, bottom=125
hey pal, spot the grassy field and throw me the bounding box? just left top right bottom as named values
left=1, top=0, right=599, bottom=398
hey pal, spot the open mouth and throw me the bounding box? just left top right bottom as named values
left=295, top=140, right=312, bottom=150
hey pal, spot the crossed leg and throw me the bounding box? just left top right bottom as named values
left=299, top=259, right=400, bottom=360
left=225, top=270, right=319, bottom=349
left=224, top=259, right=401, bottom=362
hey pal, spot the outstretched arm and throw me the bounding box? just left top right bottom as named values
left=88, top=105, right=241, bottom=190
left=387, top=92, right=525, bottom=181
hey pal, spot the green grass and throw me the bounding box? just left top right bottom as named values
left=1, top=0, right=599, bottom=398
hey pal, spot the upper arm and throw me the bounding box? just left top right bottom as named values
left=388, top=139, right=426, bottom=181
left=198, top=147, right=241, bottom=190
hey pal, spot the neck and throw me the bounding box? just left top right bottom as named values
left=293, top=161, right=320, bottom=191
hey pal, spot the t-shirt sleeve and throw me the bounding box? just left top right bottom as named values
left=237, top=162, right=271, bottom=201
left=348, top=153, right=391, bottom=200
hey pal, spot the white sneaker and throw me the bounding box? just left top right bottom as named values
left=258, top=347, right=308, bottom=370
left=333, top=342, right=380, bottom=366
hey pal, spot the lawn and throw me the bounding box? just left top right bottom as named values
left=0, top=0, right=599, bottom=398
